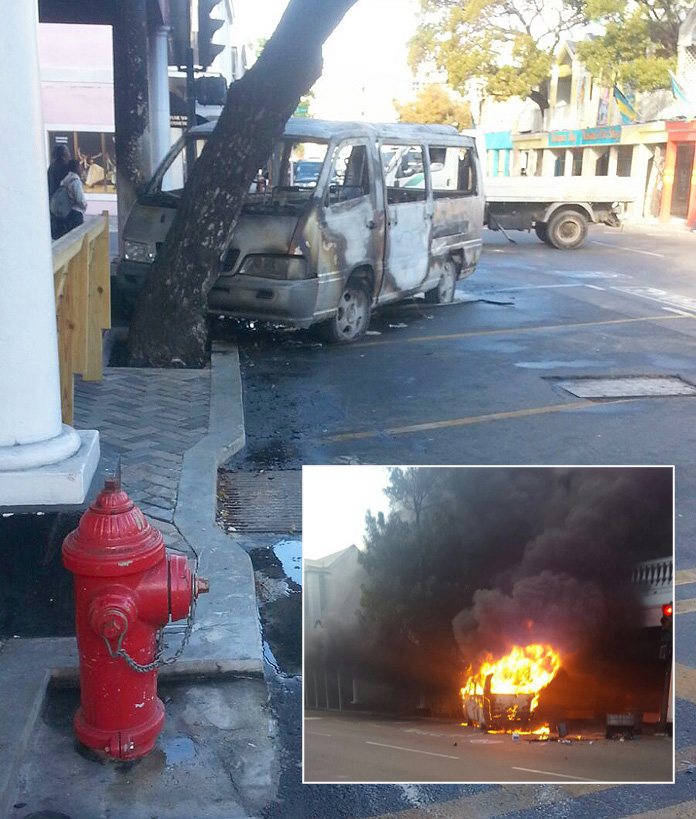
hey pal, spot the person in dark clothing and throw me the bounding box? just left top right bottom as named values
left=48, top=144, right=71, bottom=239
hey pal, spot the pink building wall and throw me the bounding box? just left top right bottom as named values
left=39, top=24, right=116, bottom=215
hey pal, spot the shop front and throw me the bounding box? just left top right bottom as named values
left=660, top=121, right=696, bottom=227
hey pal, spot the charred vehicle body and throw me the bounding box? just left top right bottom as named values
left=462, top=675, right=535, bottom=731
left=117, top=118, right=484, bottom=342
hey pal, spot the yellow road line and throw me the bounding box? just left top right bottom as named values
left=325, top=399, right=633, bottom=443
left=355, top=313, right=692, bottom=349
left=676, top=569, right=696, bottom=586
left=675, top=599, right=696, bottom=615
left=676, top=664, right=696, bottom=705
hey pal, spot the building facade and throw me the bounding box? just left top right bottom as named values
left=38, top=1, right=248, bottom=218
left=476, top=30, right=696, bottom=228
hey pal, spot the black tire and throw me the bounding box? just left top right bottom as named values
left=534, top=222, right=548, bottom=243
left=547, top=209, right=588, bottom=249
left=424, top=258, right=457, bottom=304
left=322, top=279, right=371, bottom=343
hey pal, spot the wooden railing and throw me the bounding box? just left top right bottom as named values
left=52, top=212, right=111, bottom=425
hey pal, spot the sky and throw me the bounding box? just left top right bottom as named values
left=302, top=466, right=392, bottom=559
left=234, top=0, right=420, bottom=120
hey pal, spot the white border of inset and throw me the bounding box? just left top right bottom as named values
left=301, top=463, right=676, bottom=787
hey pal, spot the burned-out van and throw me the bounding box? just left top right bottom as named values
left=117, top=118, right=484, bottom=342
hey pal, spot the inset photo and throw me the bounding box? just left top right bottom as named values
left=303, top=466, right=674, bottom=784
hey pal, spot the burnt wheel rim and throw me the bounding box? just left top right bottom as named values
left=335, top=287, right=368, bottom=338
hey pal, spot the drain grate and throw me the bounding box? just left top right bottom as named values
left=218, top=470, right=301, bottom=533
left=555, top=376, right=696, bottom=399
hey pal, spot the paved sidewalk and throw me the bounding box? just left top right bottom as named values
left=74, top=368, right=210, bottom=524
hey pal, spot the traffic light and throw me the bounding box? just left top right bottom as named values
left=198, top=0, right=225, bottom=69
left=169, top=0, right=190, bottom=68
left=659, top=602, right=673, bottom=660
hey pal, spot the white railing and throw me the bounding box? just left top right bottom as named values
left=631, top=557, right=673, bottom=596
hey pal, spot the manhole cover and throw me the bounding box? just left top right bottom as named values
left=555, top=376, right=696, bottom=399
left=218, top=470, right=301, bottom=533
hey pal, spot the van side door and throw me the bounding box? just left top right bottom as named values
left=378, top=142, right=432, bottom=300
left=312, top=138, right=384, bottom=316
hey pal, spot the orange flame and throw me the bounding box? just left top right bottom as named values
left=461, top=644, right=561, bottom=714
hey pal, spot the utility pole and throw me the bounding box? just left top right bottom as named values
left=185, top=4, right=197, bottom=175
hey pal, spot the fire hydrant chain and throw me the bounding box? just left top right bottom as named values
left=103, top=579, right=198, bottom=674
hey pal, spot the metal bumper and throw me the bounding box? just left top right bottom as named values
left=116, top=258, right=151, bottom=298
left=208, top=274, right=321, bottom=328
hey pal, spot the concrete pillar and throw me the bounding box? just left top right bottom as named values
left=582, top=147, right=598, bottom=177
left=149, top=26, right=172, bottom=171
left=113, top=0, right=152, bottom=239
left=660, top=140, right=678, bottom=222
left=608, top=146, right=619, bottom=177
left=632, top=143, right=652, bottom=220
left=0, top=2, right=98, bottom=503
left=564, top=148, right=574, bottom=177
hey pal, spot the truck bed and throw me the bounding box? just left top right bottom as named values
left=484, top=176, right=637, bottom=204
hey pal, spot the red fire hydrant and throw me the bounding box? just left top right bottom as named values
left=62, top=478, right=208, bottom=760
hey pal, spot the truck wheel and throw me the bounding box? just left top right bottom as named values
left=534, top=222, right=549, bottom=244
left=322, top=279, right=371, bottom=343
left=424, top=259, right=457, bottom=304
left=547, top=210, right=588, bottom=249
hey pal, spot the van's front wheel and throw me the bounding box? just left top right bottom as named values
left=424, top=259, right=457, bottom=304
left=322, top=280, right=371, bottom=343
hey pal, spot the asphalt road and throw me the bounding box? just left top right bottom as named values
left=225, top=223, right=696, bottom=566
left=217, top=223, right=696, bottom=818
left=303, top=711, right=673, bottom=784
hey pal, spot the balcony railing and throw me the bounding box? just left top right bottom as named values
left=631, top=557, right=673, bottom=596
left=52, top=213, right=111, bottom=425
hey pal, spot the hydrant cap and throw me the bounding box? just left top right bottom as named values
left=62, top=479, right=165, bottom=576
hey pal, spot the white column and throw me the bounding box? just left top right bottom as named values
left=149, top=26, right=172, bottom=171
left=0, top=3, right=98, bottom=503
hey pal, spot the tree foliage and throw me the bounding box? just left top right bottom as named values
left=410, top=0, right=689, bottom=106
left=577, top=0, right=690, bottom=91
left=409, top=0, right=586, bottom=106
left=394, top=84, right=472, bottom=129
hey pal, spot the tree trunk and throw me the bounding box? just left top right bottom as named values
left=128, top=0, right=358, bottom=367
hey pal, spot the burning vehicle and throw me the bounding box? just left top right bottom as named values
left=461, top=644, right=561, bottom=731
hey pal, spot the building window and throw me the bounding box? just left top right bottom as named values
left=554, top=151, right=566, bottom=177
left=616, top=145, right=633, bottom=177
left=571, top=149, right=583, bottom=176
left=595, top=149, right=609, bottom=176
left=556, top=75, right=572, bottom=105
left=48, top=131, right=116, bottom=194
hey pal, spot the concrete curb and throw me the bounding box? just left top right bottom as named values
left=173, top=340, right=263, bottom=676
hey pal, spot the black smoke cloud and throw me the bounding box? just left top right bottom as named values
left=451, top=467, right=672, bottom=666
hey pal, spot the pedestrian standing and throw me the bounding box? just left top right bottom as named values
left=47, top=144, right=71, bottom=239
left=58, top=159, right=88, bottom=236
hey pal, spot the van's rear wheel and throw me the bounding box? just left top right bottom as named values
left=547, top=210, right=587, bottom=249
left=323, top=279, right=370, bottom=343
left=424, top=259, right=457, bottom=304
